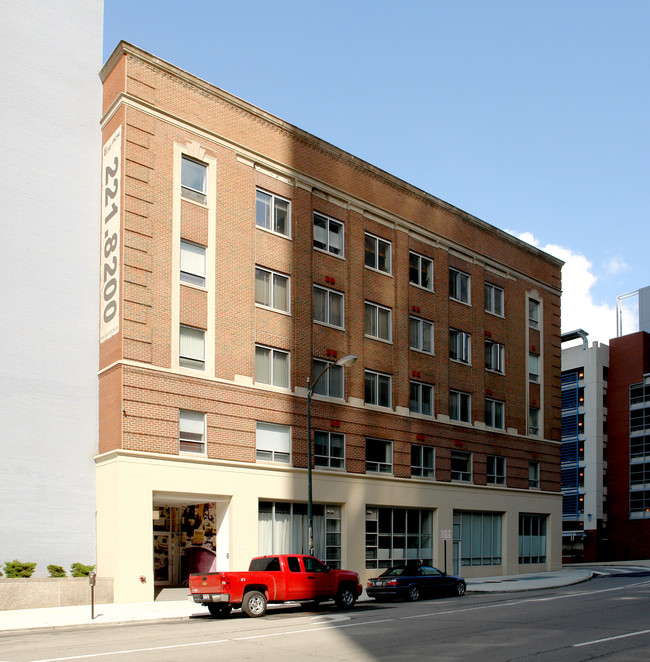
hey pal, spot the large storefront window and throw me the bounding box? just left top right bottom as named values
left=453, top=510, right=502, bottom=567
left=519, top=513, right=547, bottom=564
left=365, top=507, right=433, bottom=569
left=258, top=502, right=342, bottom=568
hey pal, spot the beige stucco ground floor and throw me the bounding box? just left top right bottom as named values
left=96, top=450, right=562, bottom=603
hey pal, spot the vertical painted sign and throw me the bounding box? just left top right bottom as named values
left=100, top=127, right=122, bottom=343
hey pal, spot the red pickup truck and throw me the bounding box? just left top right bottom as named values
left=189, top=554, right=362, bottom=617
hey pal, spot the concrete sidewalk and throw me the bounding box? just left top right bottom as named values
left=0, top=567, right=600, bottom=634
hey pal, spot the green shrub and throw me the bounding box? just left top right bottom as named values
left=4, top=560, right=37, bottom=578
left=70, top=562, right=95, bottom=577
left=47, top=564, right=66, bottom=577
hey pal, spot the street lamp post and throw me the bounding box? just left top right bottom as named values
left=306, top=354, right=357, bottom=556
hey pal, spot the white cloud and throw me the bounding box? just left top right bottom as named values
left=507, top=231, right=616, bottom=345
left=604, top=256, right=628, bottom=275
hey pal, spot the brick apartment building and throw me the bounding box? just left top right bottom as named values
left=99, top=42, right=563, bottom=603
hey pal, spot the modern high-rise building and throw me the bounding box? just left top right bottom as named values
left=0, top=0, right=103, bottom=574
left=98, top=42, right=564, bottom=603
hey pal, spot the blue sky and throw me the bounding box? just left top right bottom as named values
left=103, top=0, right=649, bottom=344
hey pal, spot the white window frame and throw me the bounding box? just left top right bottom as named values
left=529, top=299, right=540, bottom=329
left=312, top=359, right=344, bottom=399
left=410, top=316, right=434, bottom=354
left=313, top=212, right=344, bottom=257
left=256, top=189, right=291, bottom=237
left=529, top=354, right=540, bottom=383
left=450, top=390, right=471, bottom=423
left=485, top=340, right=505, bottom=374
left=485, top=398, right=505, bottom=429
left=179, top=325, right=206, bottom=371
left=364, top=232, right=392, bottom=274
left=365, top=370, right=392, bottom=408
left=313, top=285, right=344, bottom=329
left=528, top=407, right=540, bottom=436
left=314, top=430, right=345, bottom=469
left=179, top=410, right=206, bottom=455
left=255, top=266, right=290, bottom=313
left=411, top=444, right=435, bottom=478
left=487, top=455, right=506, bottom=485
left=409, top=251, right=434, bottom=291
left=365, top=301, right=392, bottom=342
left=180, top=240, right=206, bottom=287
left=449, top=267, right=471, bottom=304
left=256, top=422, right=291, bottom=464
left=450, top=329, right=471, bottom=364
left=255, top=345, right=290, bottom=388
left=485, top=282, right=504, bottom=316
left=450, top=450, right=472, bottom=482
left=181, top=155, right=207, bottom=204
left=410, top=381, right=434, bottom=417
left=366, top=438, right=393, bottom=474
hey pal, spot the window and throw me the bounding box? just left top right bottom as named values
left=366, top=439, right=393, bottom=473
left=451, top=450, right=472, bottom=481
left=365, top=233, right=391, bottom=274
left=529, top=354, right=540, bottom=383
left=631, top=490, right=650, bottom=518
left=410, top=381, right=434, bottom=416
left=365, top=370, right=392, bottom=408
left=256, top=422, right=291, bottom=463
left=313, top=212, right=344, bottom=256
left=485, top=341, right=505, bottom=373
left=519, top=514, right=546, bottom=564
left=449, top=268, right=470, bottom=304
left=366, top=507, right=433, bottom=569
left=410, top=316, right=434, bottom=354
left=529, top=461, right=540, bottom=489
left=411, top=445, right=435, bottom=478
left=454, top=511, right=502, bottom=566
left=450, top=390, right=471, bottom=423
left=259, top=502, right=341, bottom=567
left=181, top=155, right=207, bottom=203
left=179, top=410, right=206, bottom=454
left=255, top=266, right=289, bottom=312
left=180, top=240, right=206, bottom=287
left=409, top=251, right=433, bottom=290
left=450, top=329, right=471, bottom=364
left=485, top=399, right=505, bottom=429
left=529, top=407, right=540, bottom=435
left=529, top=299, right=540, bottom=328
left=485, top=283, right=504, bottom=316
left=486, top=456, right=505, bottom=485
left=179, top=325, right=205, bottom=370
left=312, top=359, right=343, bottom=398
left=365, top=302, right=392, bottom=342
left=314, top=431, right=345, bottom=468
left=256, top=189, right=290, bottom=236
left=313, top=285, right=344, bottom=328
left=255, top=345, right=289, bottom=388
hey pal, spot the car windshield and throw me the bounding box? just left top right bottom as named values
left=380, top=566, right=410, bottom=577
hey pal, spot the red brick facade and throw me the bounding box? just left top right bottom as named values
left=99, top=43, right=562, bottom=497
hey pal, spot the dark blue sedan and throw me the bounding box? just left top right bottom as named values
left=366, top=563, right=466, bottom=601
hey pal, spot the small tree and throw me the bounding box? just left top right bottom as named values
left=47, top=564, right=67, bottom=577
left=70, top=562, right=95, bottom=577
left=4, top=560, right=37, bottom=578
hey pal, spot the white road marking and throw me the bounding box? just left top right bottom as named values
left=574, top=629, right=650, bottom=647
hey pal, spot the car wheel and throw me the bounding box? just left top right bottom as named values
left=242, top=590, right=267, bottom=617
left=407, top=585, right=420, bottom=602
left=455, top=581, right=466, bottom=597
left=335, top=584, right=357, bottom=609
left=207, top=603, right=232, bottom=618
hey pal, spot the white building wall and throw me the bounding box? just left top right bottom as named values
left=0, top=1, right=103, bottom=575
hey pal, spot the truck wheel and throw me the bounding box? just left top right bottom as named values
left=242, top=590, right=267, bottom=617
left=335, top=584, right=357, bottom=609
left=207, top=603, right=232, bottom=618
left=407, top=585, right=420, bottom=602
